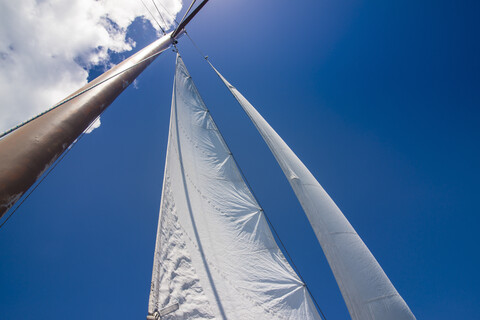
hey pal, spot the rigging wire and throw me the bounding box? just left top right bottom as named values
left=175, top=45, right=328, bottom=320
left=172, top=0, right=209, bottom=39
left=152, top=0, right=179, bottom=26
left=0, top=115, right=103, bottom=230
left=139, top=0, right=166, bottom=34
left=184, top=31, right=208, bottom=59
left=178, top=0, right=197, bottom=26
left=150, top=0, right=168, bottom=31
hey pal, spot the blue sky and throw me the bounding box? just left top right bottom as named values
left=1, top=0, right=479, bottom=319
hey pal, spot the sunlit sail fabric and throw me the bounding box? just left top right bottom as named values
left=148, top=54, right=322, bottom=320
left=210, top=64, right=416, bottom=320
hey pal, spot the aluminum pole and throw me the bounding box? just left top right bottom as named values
left=0, top=33, right=176, bottom=218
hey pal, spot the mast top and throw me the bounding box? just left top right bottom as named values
left=172, top=0, right=210, bottom=39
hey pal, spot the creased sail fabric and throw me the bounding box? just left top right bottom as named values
left=148, top=54, right=322, bottom=320
left=210, top=63, right=416, bottom=320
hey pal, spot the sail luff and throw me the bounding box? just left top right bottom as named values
left=148, top=67, right=178, bottom=314
left=210, top=64, right=416, bottom=320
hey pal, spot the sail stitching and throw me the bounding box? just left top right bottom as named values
left=176, top=117, right=258, bottom=203
left=173, top=81, right=230, bottom=318
left=178, top=123, right=228, bottom=158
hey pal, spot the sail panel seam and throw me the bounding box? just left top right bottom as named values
left=365, top=293, right=399, bottom=304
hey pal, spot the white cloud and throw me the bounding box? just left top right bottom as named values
left=0, top=0, right=181, bottom=133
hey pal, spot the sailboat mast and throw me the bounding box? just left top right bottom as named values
left=0, top=0, right=211, bottom=220
left=0, top=33, right=174, bottom=218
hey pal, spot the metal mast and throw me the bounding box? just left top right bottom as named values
left=0, top=0, right=209, bottom=220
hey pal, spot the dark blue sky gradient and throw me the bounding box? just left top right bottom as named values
left=1, top=0, right=479, bottom=319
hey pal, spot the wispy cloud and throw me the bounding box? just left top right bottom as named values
left=0, top=0, right=181, bottom=133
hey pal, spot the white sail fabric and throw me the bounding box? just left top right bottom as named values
left=148, top=54, right=322, bottom=320
left=210, top=63, right=416, bottom=320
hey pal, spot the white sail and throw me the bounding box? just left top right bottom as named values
left=210, top=63, right=416, bottom=320
left=148, top=54, right=322, bottom=320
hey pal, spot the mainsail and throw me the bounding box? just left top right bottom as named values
left=209, top=64, right=416, bottom=320
left=148, top=54, right=322, bottom=319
